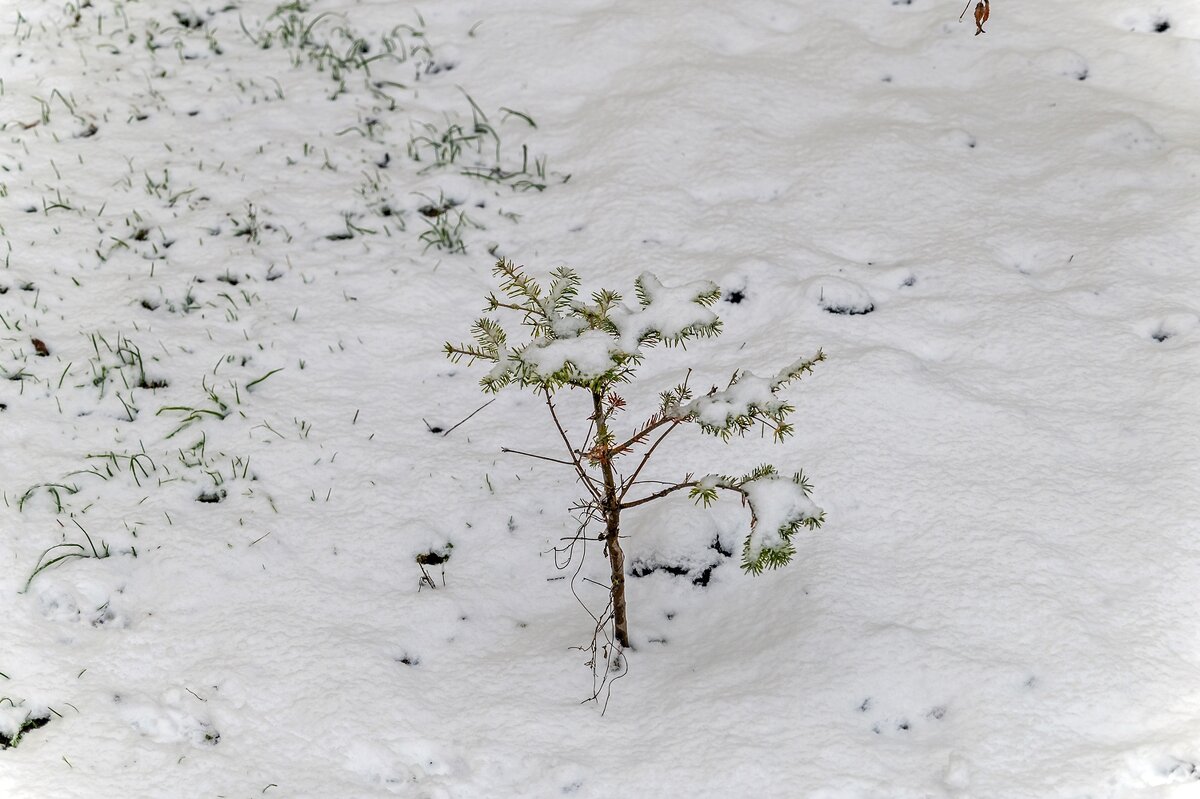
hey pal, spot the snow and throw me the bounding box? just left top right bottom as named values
left=684, top=370, right=785, bottom=429
left=496, top=269, right=719, bottom=383
left=740, top=475, right=822, bottom=559
left=2, top=0, right=1200, bottom=797
left=519, top=329, right=617, bottom=380
left=608, top=272, right=719, bottom=353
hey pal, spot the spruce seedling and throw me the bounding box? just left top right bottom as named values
left=446, top=260, right=825, bottom=654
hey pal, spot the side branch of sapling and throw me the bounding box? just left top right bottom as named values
left=545, top=390, right=604, bottom=503
left=617, top=417, right=683, bottom=501
left=499, top=447, right=578, bottom=468
left=608, top=413, right=676, bottom=462
left=618, top=479, right=699, bottom=510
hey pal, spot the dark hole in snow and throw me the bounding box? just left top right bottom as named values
left=139, top=377, right=168, bottom=389
left=426, top=425, right=444, bottom=434
left=24, top=207, right=36, bottom=213
left=0, top=403, right=7, bottom=411
left=0, top=714, right=50, bottom=749
left=631, top=558, right=721, bottom=587
left=20, top=282, right=35, bottom=292
left=141, top=299, right=159, bottom=311
left=216, top=273, right=240, bottom=285
left=1076, top=69, right=1088, bottom=81
left=724, top=289, right=745, bottom=304
left=379, top=205, right=395, bottom=217
left=172, top=11, right=205, bottom=29
left=1154, top=19, right=1171, bottom=33
left=416, top=547, right=451, bottom=566
left=377, top=152, right=390, bottom=168
left=824, top=303, right=875, bottom=316
left=891, top=0, right=913, bottom=4
left=0, top=285, right=7, bottom=294
left=397, top=654, right=420, bottom=666
left=326, top=232, right=354, bottom=241
left=630, top=562, right=688, bottom=579
left=858, top=698, right=871, bottom=712
left=132, top=228, right=149, bottom=241
left=197, top=489, right=226, bottom=504
left=76, top=123, right=99, bottom=139
left=187, top=110, right=199, bottom=117
left=420, top=199, right=459, bottom=218
left=1151, top=329, right=1171, bottom=343
left=134, top=114, right=149, bottom=122
left=897, top=721, right=910, bottom=731
left=927, top=706, right=946, bottom=720
left=709, top=535, right=733, bottom=559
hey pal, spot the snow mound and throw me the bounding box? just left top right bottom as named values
left=807, top=277, right=876, bottom=315
left=117, top=689, right=219, bottom=747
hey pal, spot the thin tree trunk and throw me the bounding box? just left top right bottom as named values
left=604, top=505, right=629, bottom=648
left=592, top=391, right=630, bottom=649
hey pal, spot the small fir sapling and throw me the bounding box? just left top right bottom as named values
left=445, top=259, right=825, bottom=650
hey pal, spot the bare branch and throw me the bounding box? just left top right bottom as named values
left=609, top=414, right=675, bottom=458
left=545, top=390, right=603, bottom=502
left=489, top=299, right=535, bottom=313
left=500, top=447, right=579, bottom=468
left=617, top=419, right=683, bottom=501
left=441, top=398, right=495, bottom=437
left=619, top=480, right=699, bottom=510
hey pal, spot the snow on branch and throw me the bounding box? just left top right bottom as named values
left=676, top=351, right=825, bottom=441
left=445, top=260, right=725, bottom=394
left=690, top=467, right=824, bottom=574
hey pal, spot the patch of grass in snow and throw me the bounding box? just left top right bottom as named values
left=1, top=0, right=572, bottom=741
left=0, top=699, right=52, bottom=750
left=408, top=94, right=566, bottom=193
left=416, top=194, right=481, bottom=254
left=24, top=520, right=115, bottom=592
left=239, top=4, right=435, bottom=102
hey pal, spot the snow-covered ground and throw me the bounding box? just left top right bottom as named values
left=2, top=0, right=1199, bottom=796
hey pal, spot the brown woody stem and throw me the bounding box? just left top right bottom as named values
left=591, top=390, right=630, bottom=649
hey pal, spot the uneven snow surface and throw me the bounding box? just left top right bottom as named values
left=2, top=1, right=1199, bottom=797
